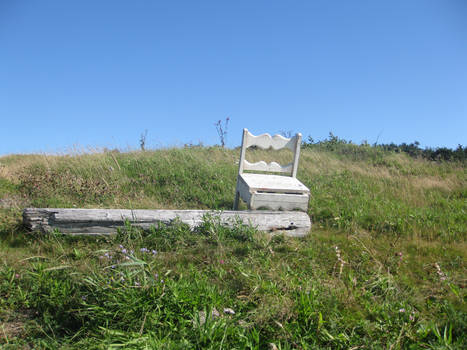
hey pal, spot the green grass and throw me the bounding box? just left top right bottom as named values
left=0, top=147, right=465, bottom=348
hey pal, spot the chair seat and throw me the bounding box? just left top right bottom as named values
left=238, top=173, right=310, bottom=195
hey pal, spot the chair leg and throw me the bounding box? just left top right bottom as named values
left=233, top=191, right=240, bottom=210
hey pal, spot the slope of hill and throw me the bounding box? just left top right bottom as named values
left=0, top=147, right=465, bottom=348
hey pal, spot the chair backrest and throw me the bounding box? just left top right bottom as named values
left=237, top=128, right=302, bottom=178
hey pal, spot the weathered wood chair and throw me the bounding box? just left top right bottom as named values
left=233, top=128, right=310, bottom=211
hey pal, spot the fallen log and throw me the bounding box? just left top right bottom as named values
left=23, top=208, right=311, bottom=237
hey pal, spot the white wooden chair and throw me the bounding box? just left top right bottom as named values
left=233, top=128, right=310, bottom=211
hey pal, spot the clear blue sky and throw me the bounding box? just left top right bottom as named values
left=1, top=0, right=466, bottom=155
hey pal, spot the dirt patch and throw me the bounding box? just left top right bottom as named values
left=0, top=310, right=34, bottom=342
left=1, top=321, right=24, bottom=340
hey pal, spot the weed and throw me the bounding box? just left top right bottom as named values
left=139, top=129, right=148, bottom=151
left=214, top=117, right=230, bottom=148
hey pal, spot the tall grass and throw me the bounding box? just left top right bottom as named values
left=2, top=146, right=465, bottom=241
left=0, top=146, right=465, bottom=348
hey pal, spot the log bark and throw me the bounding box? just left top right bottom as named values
left=23, top=208, right=311, bottom=237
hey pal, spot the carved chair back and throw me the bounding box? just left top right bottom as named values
left=237, top=129, right=302, bottom=178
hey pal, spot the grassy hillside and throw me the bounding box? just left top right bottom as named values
left=0, top=147, right=465, bottom=349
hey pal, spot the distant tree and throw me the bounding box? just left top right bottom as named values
left=301, top=133, right=465, bottom=162
left=280, top=130, right=294, bottom=138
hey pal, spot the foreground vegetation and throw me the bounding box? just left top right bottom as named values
left=0, top=145, right=465, bottom=348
